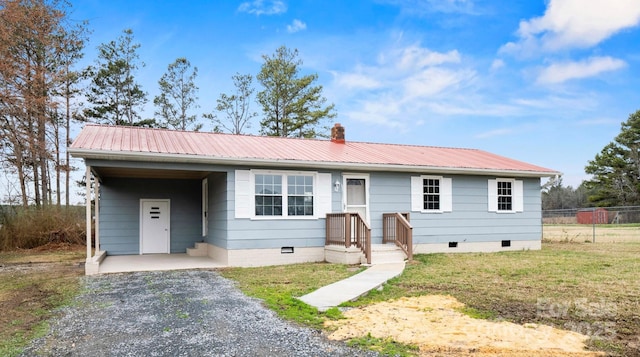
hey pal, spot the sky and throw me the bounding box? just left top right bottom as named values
left=8, top=0, right=640, bottom=203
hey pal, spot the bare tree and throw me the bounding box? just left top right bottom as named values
left=154, top=57, right=201, bottom=131
left=0, top=0, right=87, bottom=206
left=206, top=73, right=256, bottom=134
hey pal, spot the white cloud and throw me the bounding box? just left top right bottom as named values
left=330, top=43, right=475, bottom=128
left=425, top=101, right=518, bottom=117
left=537, top=56, right=626, bottom=84
left=333, top=72, right=381, bottom=89
left=402, top=67, right=473, bottom=99
left=238, top=0, right=286, bottom=16
left=490, top=59, right=504, bottom=71
left=475, top=128, right=513, bottom=139
left=500, top=0, right=640, bottom=55
left=512, top=93, right=600, bottom=111
left=382, top=0, right=479, bottom=15
left=394, top=46, right=460, bottom=70
left=576, top=117, right=619, bottom=126
left=286, top=19, right=307, bottom=33
left=346, top=98, right=405, bottom=128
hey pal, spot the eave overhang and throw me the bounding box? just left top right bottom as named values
left=69, top=148, right=562, bottom=178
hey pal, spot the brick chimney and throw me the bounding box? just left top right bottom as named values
left=331, top=123, right=345, bottom=143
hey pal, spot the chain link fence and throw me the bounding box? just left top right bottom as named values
left=542, top=206, right=640, bottom=243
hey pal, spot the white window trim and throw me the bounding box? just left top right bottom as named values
left=411, top=175, right=452, bottom=213
left=488, top=178, right=523, bottom=213
left=236, top=170, right=332, bottom=220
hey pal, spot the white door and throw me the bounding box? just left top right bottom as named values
left=343, top=175, right=369, bottom=223
left=140, top=199, right=170, bottom=254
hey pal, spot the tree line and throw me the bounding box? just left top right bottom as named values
left=0, top=0, right=335, bottom=207
left=543, top=110, right=640, bottom=210
left=2, top=1, right=636, bottom=210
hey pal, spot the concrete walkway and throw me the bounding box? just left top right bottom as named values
left=298, top=262, right=406, bottom=311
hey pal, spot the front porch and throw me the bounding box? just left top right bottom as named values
left=324, top=212, right=413, bottom=265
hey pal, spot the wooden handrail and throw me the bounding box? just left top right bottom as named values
left=382, top=212, right=413, bottom=260
left=326, top=212, right=371, bottom=264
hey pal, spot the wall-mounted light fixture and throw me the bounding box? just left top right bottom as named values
left=334, top=180, right=341, bottom=192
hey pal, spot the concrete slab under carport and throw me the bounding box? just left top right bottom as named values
left=98, top=254, right=225, bottom=274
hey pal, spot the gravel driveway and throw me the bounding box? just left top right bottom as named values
left=21, top=270, right=378, bottom=356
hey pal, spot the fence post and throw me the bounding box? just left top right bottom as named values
left=592, top=208, right=596, bottom=243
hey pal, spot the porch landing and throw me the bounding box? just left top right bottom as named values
left=98, top=254, right=225, bottom=274
left=298, top=262, right=405, bottom=311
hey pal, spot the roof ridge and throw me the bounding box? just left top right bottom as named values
left=82, top=124, right=484, bottom=151
left=83, top=123, right=329, bottom=142
left=352, top=140, right=480, bottom=151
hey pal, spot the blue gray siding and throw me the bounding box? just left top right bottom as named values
left=365, top=172, right=542, bottom=244
left=206, top=172, right=228, bottom=248
left=223, top=169, right=541, bottom=249
left=94, top=158, right=543, bottom=255
left=225, top=170, right=327, bottom=249
left=99, top=177, right=201, bottom=254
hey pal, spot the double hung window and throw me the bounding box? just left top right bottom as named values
left=488, top=178, right=523, bottom=213
left=254, top=173, right=314, bottom=217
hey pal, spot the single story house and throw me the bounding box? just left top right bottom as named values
left=69, top=124, right=560, bottom=275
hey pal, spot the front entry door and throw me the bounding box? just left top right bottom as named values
left=140, top=199, right=170, bottom=254
left=343, top=175, right=369, bottom=223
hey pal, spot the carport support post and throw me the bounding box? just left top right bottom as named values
left=85, top=165, right=92, bottom=261
left=94, top=178, right=100, bottom=252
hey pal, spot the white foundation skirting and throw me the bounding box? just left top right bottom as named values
left=413, top=240, right=541, bottom=254
left=208, top=244, right=325, bottom=267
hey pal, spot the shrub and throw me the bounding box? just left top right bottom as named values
left=0, top=206, right=86, bottom=250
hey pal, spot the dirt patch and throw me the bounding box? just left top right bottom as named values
left=0, top=246, right=84, bottom=354
left=326, top=295, right=603, bottom=356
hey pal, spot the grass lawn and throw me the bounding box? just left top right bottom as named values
left=220, top=263, right=364, bottom=329
left=0, top=244, right=85, bottom=357
left=224, top=242, right=640, bottom=356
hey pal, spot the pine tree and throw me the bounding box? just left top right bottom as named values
left=256, top=46, right=335, bottom=138
left=84, top=29, right=149, bottom=126
left=585, top=110, right=640, bottom=206
left=154, top=57, right=201, bottom=131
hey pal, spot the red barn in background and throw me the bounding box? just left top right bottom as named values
left=577, top=208, right=608, bottom=224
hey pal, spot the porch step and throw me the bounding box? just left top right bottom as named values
left=186, top=242, right=208, bottom=257
left=365, top=244, right=407, bottom=265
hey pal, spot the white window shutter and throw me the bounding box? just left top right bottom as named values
left=316, top=173, right=332, bottom=217
left=488, top=179, right=498, bottom=212
left=441, top=177, right=453, bottom=212
left=514, top=180, right=524, bottom=212
left=235, top=170, right=251, bottom=218
left=411, top=176, right=423, bottom=212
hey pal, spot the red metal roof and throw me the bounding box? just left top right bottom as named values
left=69, top=125, right=559, bottom=176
